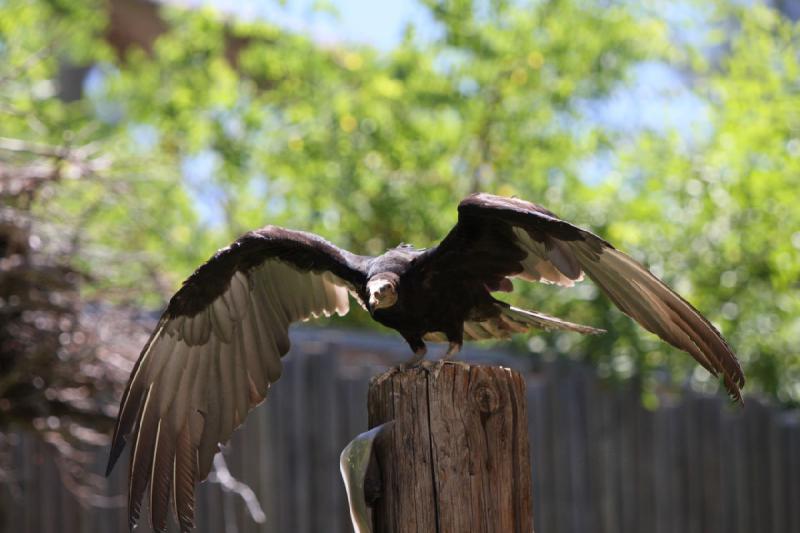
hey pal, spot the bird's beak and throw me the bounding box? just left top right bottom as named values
left=366, top=279, right=397, bottom=311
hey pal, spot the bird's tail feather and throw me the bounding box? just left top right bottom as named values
left=497, top=304, right=605, bottom=336
left=424, top=305, right=604, bottom=342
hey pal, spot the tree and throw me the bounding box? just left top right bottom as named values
left=604, top=4, right=800, bottom=404
left=1, top=3, right=797, bottom=478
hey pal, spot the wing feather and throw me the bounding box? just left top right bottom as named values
left=238, top=312, right=268, bottom=398
left=228, top=271, right=251, bottom=318
left=230, top=334, right=251, bottom=426
left=253, top=295, right=285, bottom=382
left=184, top=307, right=211, bottom=345
left=156, top=340, right=191, bottom=418
left=325, top=272, right=351, bottom=315
left=321, top=272, right=341, bottom=311
left=456, top=305, right=602, bottom=342
left=309, top=274, right=327, bottom=317
left=168, top=344, right=200, bottom=430
left=107, top=226, right=367, bottom=531
left=210, top=298, right=233, bottom=343
left=106, top=324, right=165, bottom=475
left=419, top=192, right=744, bottom=401
left=512, top=227, right=583, bottom=286
left=173, top=421, right=196, bottom=533
left=216, top=339, right=237, bottom=442
left=150, top=418, right=176, bottom=532
left=258, top=264, right=291, bottom=325
left=128, top=386, right=157, bottom=529
left=251, top=267, right=290, bottom=379
left=572, top=241, right=743, bottom=397
left=196, top=337, right=222, bottom=482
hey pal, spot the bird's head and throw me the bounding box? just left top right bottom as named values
left=367, top=275, right=398, bottom=312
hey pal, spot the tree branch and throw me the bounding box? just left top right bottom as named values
left=209, top=453, right=267, bottom=525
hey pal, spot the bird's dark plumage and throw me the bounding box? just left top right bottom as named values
left=107, top=193, right=744, bottom=532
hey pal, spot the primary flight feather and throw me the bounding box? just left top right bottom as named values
left=107, top=193, right=744, bottom=532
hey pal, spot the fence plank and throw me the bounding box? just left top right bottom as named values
left=3, top=331, right=798, bottom=533
left=533, top=368, right=557, bottom=533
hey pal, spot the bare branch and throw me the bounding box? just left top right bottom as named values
left=209, top=453, right=267, bottom=524
left=0, top=137, right=70, bottom=158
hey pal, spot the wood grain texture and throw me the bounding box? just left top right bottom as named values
left=367, top=363, right=534, bottom=533
left=8, top=333, right=799, bottom=533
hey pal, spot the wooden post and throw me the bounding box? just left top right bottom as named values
left=367, top=362, right=534, bottom=533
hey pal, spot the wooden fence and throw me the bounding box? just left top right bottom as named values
left=2, top=328, right=798, bottom=533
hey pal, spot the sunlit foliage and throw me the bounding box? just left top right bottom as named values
left=1, top=0, right=797, bottom=404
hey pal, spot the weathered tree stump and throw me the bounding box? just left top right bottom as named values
left=367, top=362, right=534, bottom=533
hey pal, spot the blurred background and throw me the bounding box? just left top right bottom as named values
left=1, top=0, right=799, bottom=531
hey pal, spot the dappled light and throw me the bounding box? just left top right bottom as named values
left=1, top=0, right=799, bottom=531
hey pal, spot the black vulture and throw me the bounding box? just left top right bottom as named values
left=107, top=192, right=744, bottom=532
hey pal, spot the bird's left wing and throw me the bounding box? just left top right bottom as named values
left=106, top=226, right=368, bottom=533
left=414, top=192, right=744, bottom=401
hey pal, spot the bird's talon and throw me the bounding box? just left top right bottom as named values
left=443, top=341, right=462, bottom=360
left=432, top=359, right=445, bottom=380
left=399, top=346, right=427, bottom=371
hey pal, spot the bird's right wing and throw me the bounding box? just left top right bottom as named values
left=106, top=227, right=369, bottom=533
left=414, top=193, right=744, bottom=402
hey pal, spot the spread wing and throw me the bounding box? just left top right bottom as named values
left=106, top=226, right=369, bottom=533
left=417, top=192, right=744, bottom=401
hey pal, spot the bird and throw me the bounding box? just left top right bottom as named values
left=106, top=192, right=744, bottom=532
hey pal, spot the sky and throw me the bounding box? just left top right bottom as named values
left=185, top=0, right=440, bottom=50
left=170, top=0, right=710, bottom=218
left=180, top=0, right=710, bottom=139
